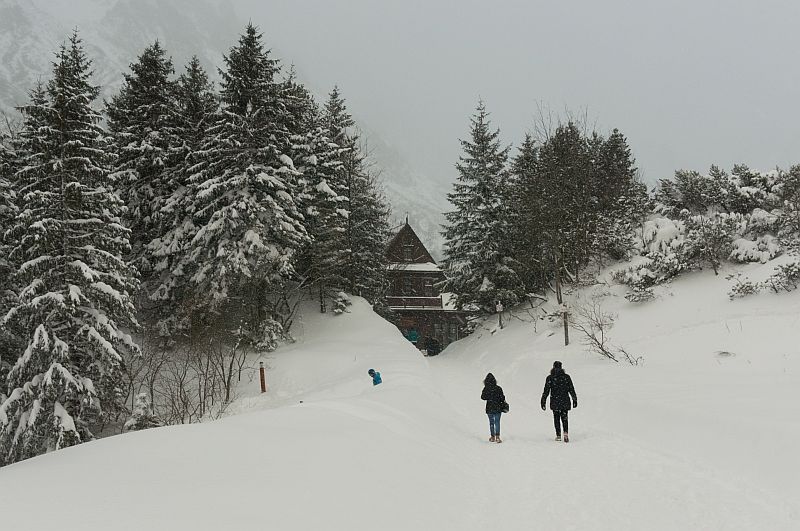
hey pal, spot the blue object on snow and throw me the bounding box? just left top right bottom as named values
left=368, top=369, right=382, bottom=385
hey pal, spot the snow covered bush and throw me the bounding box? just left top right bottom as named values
left=773, top=165, right=800, bottom=239
left=611, top=263, right=659, bottom=302
left=726, top=273, right=762, bottom=300
left=251, top=318, right=286, bottom=353
left=637, top=217, right=687, bottom=258
left=625, top=285, right=655, bottom=303
left=332, top=292, right=352, bottom=315
left=764, top=261, right=800, bottom=293
left=748, top=208, right=780, bottom=235
left=726, top=261, right=800, bottom=298
left=683, top=213, right=745, bottom=275
left=655, top=165, right=781, bottom=217
left=123, top=393, right=163, bottom=431
left=729, top=236, right=782, bottom=264
left=614, top=218, right=692, bottom=297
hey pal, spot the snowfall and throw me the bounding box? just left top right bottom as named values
left=1, top=260, right=799, bottom=530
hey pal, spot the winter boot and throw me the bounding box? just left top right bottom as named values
left=563, top=433, right=569, bottom=443
left=555, top=434, right=561, bottom=441
left=489, top=435, right=496, bottom=442
left=495, top=435, right=502, bottom=443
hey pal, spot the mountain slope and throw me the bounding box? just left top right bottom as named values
left=0, top=0, right=239, bottom=110
left=0, top=0, right=450, bottom=253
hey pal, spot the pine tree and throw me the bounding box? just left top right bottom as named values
left=0, top=128, right=19, bottom=393
left=0, top=131, right=17, bottom=289
left=509, top=134, right=549, bottom=291
left=533, top=123, right=595, bottom=279
left=288, top=81, right=350, bottom=313
left=0, top=33, right=139, bottom=464
left=347, top=164, right=391, bottom=304
left=106, top=41, right=180, bottom=277
left=180, top=24, right=308, bottom=344
left=592, top=129, right=647, bottom=260
left=442, top=101, right=524, bottom=312
left=147, top=57, right=218, bottom=337
left=323, top=88, right=391, bottom=305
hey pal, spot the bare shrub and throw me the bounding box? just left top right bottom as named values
left=121, top=319, right=258, bottom=427
left=571, top=295, right=642, bottom=365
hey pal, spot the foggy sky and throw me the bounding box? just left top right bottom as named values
left=234, top=0, right=800, bottom=186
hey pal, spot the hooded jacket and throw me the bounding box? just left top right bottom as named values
left=481, top=373, right=506, bottom=414
left=370, top=370, right=382, bottom=385
left=541, top=367, right=577, bottom=411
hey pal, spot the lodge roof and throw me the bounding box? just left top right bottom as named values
left=386, top=220, right=436, bottom=265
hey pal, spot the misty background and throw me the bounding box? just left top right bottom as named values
left=2, top=0, right=800, bottom=252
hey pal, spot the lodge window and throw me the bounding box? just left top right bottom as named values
left=402, top=277, right=413, bottom=295
left=403, top=244, right=413, bottom=262
left=434, top=322, right=443, bottom=340
left=423, top=278, right=434, bottom=296
left=449, top=322, right=459, bottom=341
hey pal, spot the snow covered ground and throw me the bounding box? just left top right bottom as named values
left=1, top=260, right=799, bottom=530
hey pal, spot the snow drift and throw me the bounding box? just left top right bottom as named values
left=1, top=260, right=799, bottom=530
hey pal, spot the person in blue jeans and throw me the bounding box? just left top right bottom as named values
left=368, top=369, right=382, bottom=385
left=481, top=373, right=505, bottom=443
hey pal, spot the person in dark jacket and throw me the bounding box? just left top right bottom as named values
left=540, top=361, right=577, bottom=442
left=481, top=373, right=506, bottom=443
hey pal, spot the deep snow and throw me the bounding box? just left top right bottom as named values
left=1, top=260, right=799, bottom=530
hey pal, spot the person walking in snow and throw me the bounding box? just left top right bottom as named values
left=481, top=373, right=506, bottom=443
left=368, top=368, right=382, bottom=386
left=540, top=361, right=577, bottom=443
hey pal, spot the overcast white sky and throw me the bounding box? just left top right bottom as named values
left=232, top=0, right=800, bottom=185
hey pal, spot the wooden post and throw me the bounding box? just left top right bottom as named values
left=259, top=362, right=266, bottom=393
left=496, top=301, right=504, bottom=330
left=554, top=252, right=569, bottom=346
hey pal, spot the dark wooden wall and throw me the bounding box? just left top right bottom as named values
left=387, top=224, right=435, bottom=264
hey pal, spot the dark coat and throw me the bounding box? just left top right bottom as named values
left=481, top=382, right=506, bottom=414
left=541, top=368, right=577, bottom=411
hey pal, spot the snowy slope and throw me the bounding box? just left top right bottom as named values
left=1, top=261, right=799, bottom=530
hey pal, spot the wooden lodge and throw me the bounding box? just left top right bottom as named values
left=385, top=221, right=467, bottom=355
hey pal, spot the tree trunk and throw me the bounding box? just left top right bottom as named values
left=319, top=284, right=327, bottom=313
left=554, top=251, right=569, bottom=346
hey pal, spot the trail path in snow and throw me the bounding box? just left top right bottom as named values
left=426, top=351, right=798, bottom=531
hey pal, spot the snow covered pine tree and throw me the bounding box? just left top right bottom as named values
left=0, top=33, right=139, bottom=465
left=176, top=24, right=308, bottom=349
left=147, top=56, right=218, bottom=337
left=106, top=41, right=181, bottom=303
left=323, top=87, right=391, bottom=307
left=442, top=101, right=524, bottom=312
left=0, top=128, right=19, bottom=392
left=284, top=76, right=350, bottom=313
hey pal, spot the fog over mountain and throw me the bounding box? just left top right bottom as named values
left=234, top=0, right=800, bottom=186
left=6, top=0, right=800, bottom=257
left=0, top=0, right=448, bottom=255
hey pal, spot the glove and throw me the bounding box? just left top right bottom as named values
left=573, top=401, right=578, bottom=409
left=541, top=404, right=546, bottom=411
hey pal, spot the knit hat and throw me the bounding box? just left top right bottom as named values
left=553, top=361, right=562, bottom=369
